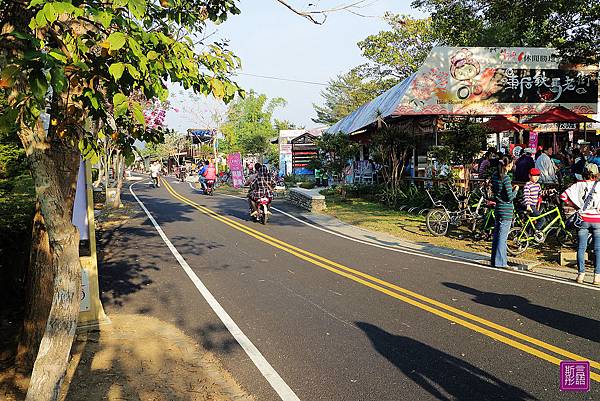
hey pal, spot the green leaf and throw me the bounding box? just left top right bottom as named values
left=127, top=0, right=146, bottom=19
left=108, top=62, right=125, bottom=80
left=225, top=82, right=237, bottom=97
left=126, top=64, right=140, bottom=79
left=35, top=10, right=47, bottom=28
left=28, top=0, right=45, bottom=8
left=113, top=0, right=128, bottom=8
left=113, top=93, right=129, bottom=117
left=130, top=101, right=145, bottom=125
left=95, top=11, right=112, bottom=28
left=127, top=37, right=142, bottom=58
left=84, top=89, right=100, bottom=110
left=42, top=3, right=57, bottom=24
left=30, top=71, right=48, bottom=100
left=107, top=32, right=127, bottom=51
left=28, top=18, right=37, bottom=30
left=50, top=68, right=67, bottom=93
left=209, top=79, right=225, bottom=99
left=48, top=50, right=67, bottom=63
left=147, top=51, right=159, bottom=60
left=52, top=2, right=74, bottom=14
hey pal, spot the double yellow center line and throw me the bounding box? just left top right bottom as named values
left=161, top=179, right=600, bottom=382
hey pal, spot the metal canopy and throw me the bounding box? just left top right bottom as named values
left=326, top=74, right=416, bottom=135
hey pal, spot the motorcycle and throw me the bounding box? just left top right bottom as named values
left=256, top=197, right=271, bottom=225
left=150, top=174, right=159, bottom=188
left=203, top=180, right=215, bottom=196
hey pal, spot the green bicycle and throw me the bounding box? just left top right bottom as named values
left=507, top=191, right=574, bottom=256
left=471, top=202, right=496, bottom=241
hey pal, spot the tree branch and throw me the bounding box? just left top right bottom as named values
left=275, top=0, right=373, bottom=24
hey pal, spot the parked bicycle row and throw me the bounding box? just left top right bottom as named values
left=426, top=155, right=600, bottom=285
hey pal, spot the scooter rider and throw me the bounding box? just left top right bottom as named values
left=249, top=165, right=275, bottom=218
left=202, top=160, right=217, bottom=193
left=198, top=160, right=208, bottom=190
left=149, top=160, right=161, bottom=187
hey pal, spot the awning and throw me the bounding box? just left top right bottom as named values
left=187, top=129, right=215, bottom=144
left=524, top=106, right=598, bottom=124
left=326, top=74, right=416, bottom=135
left=484, top=116, right=533, bottom=132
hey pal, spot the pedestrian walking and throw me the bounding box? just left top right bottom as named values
left=491, top=155, right=518, bottom=269
left=560, top=163, right=600, bottom=285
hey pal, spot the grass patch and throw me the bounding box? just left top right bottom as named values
left=322, top=192, right=555, bottom=264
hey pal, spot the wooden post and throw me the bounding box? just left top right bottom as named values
left=77, top=159, right=109, bottom=330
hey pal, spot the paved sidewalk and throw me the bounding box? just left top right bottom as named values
left=275, top=202, right=599, bottom=287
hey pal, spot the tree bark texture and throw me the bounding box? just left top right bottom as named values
left=112, top=150, right=124, bottom=208
left=18, top=119, right=82, bottom=401
left=15, top=201, right=54, bottom=374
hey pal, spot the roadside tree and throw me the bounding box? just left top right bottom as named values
left=412, top=0, right=600, bottom=63
left=0, top=1, right=241, bottom=400
left=220, top=90, right=286, bottom=158
left=441, top=120, right=490, bottom=191
left=315, top=131, right=358, bottom=183
left=357, top=14, right=436, bottom=81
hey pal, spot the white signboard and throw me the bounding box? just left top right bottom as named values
left=396, top=47, right=598, bottom=116
left=80, top=268, right=90, bottom=312
left=71, top=160, right=89, bottom=240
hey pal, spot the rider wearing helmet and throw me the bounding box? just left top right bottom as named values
left=249, top=165, right=275, bottom=217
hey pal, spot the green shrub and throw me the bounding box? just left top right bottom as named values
left=298, top=181, right=315, bottom=189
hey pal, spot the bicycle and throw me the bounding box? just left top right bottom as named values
left=471, top=201, right=496, bottom=241
left=507, top=190, right=574, bottom=256
left=426, top=185, right=486, bottom=236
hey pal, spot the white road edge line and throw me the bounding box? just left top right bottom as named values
left=201, top=187, right=599, bottom=292
left=130, top=183, right=301, bottom=401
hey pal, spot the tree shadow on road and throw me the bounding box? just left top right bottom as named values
left=97, top=196, right=199, bottom=307
left=442, top=282, right=600, bottom=343
left=356, top=322, right=537, bottom=401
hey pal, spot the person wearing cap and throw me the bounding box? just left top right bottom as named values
left=523, top=167, right=544, bottom=229
left=560, top=163, right=600, bottom=285
left=514, top=148, right=535, bottom=182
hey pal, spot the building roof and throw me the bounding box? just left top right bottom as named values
left=326, top=75, right=415, bottom=135
left=326, top=47, right=598, bottom=135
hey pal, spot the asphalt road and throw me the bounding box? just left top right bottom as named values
left=101, top=176, right=600, bottom=401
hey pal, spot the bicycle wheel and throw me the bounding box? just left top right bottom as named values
left=556, top=228, right=576, bottom=248
left=426, top=209, right=450, bottom=236
left=507, top=227, right=529, bottom=256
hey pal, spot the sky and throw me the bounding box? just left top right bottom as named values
left=165, top=0, right=425, bottom=133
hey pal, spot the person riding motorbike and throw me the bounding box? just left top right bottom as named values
left=248, top=165, right=275, bottom=218
left=149, top=161, right=161, bottom=188
left=198, top=160, right=208, bottom=190
left=202, top=160, right=217, bottom=194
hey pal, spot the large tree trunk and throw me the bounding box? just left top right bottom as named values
left=14, top=201, right=54, bottom=374
left=18, top=119, right=82, bottom=401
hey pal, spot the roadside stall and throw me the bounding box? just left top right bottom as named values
left=326, top=47, right=598, bottom=186
left=524, top=106, right=598, bottom=151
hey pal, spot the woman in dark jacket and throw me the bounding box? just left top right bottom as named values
left=491, top=155, right=518, bottom=269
